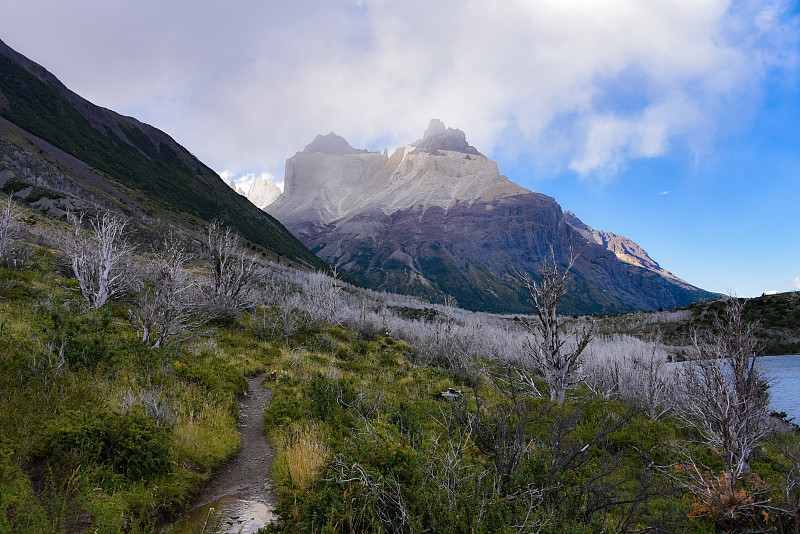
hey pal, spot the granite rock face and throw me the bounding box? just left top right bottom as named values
left=247, top=176, right=281, bottom=209
left=269, top=120, right=525, bottom=227
left=563, top=211, right=690, bottom=287
left=267, top=120, right=716, bottom=314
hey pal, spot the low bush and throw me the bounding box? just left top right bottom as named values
left=174, top=352, right=247, bottom=397
left=43, top=409, right=172, bottom=482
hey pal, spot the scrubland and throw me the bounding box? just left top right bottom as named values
left=1, top=197, right=799, bottom=533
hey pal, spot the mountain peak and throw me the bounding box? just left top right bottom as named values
left=411, top=119, right=482, bottom=156
left=423, top=118, right=447, bottom=138
left=248, top=176, right=281, bottom=209
left=301, top=133, right=367, bottom=156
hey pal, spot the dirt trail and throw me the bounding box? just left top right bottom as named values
left=170, top=374, right=278, bottom=533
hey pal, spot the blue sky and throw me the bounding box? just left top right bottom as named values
left=1, top=0, right=798, bottom=297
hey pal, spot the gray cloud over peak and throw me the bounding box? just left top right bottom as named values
left=1, top=0, right=797, bottom=180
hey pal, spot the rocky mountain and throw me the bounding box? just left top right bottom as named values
left=246, top=176, right=281, bottom=209
left=267, top=120, right=716, bottom=314
left=226, top=176, right=280, bottom=208
left=562, top=211, right=690, bottom=287
left=0, top=38, right=327, bottom=271
left=273, top=122, right=526, bottom=229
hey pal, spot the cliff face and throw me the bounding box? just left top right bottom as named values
left=563, top=211, right=692, bottom=288
left=269, top=121, right=526, bottom=228
left=268, top=120, right=716, bottom=314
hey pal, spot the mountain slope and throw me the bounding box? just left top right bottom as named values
left=0, top=38, right=327, bottom=270
left=268, top=120, right=716, bottom=314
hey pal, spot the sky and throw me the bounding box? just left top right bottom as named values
left=1, top=0, right=798, bottom=297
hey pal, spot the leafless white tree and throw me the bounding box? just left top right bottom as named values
left=129, top=234, right=205, bottom=347
left=205, top=220, right=257, bottom=315
left=516, top=252, right=594, bottom=403
left=424, top=405, right=492, bottom=520
left=59, top=211, right=133, bottom=310
left=582, top=335, right=676, bottom=419
left=21, top=336, right=67, bottom=407
left=118, top=386, right=176, bottom=427
left=302, top=268, right=342, bottom=324
left=677, top=296, right=771, bottom=491
left=0, top=193, right=23, bottom=267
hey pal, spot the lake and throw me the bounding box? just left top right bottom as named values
left=761, top=354, right=800, bottom=422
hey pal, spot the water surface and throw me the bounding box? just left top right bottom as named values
left=760, top=354, right=800, bottom=422
left=170, top=493, right=277, bottom=534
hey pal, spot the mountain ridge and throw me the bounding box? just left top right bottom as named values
left=270, top=120, right=528, bottom=228
left=267, top=120, right=716, bottom=314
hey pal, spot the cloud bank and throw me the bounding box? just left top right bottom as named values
left=1, top=0, right=797, bottom=179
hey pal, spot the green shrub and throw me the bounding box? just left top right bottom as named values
left=41, top=307, right=117, bottom=369
left=264, top=386, right=312, bottom=428
left=174, top=354, right=247, bottom=397
left=44, top=409, right=172, bottom=482
left=307, top=372, right=358, bottom=422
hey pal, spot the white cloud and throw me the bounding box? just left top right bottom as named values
left=1, top=0, right=797, bottom=179
left=659, top=191, right=670, bottom=196
left=789, top=277, right=800, bottom=290
left=218, top=170, right=236, bottom=182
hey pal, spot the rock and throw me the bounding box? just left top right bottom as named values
left=266, top=121, right=716, bottom=314
left=411, top=118, right=482, bottom=155
left=302, top=133, right=367, bottom=156
left=437, top=388, right=462, bottom=401
left=247, top=176, right=281, bottom=209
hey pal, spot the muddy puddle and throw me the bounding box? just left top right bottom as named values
left=169, top=492, right=277, bottom=534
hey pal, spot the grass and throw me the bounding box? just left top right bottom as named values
left=1, top=220, right=799, bottom=532
left=275, top=423, right=330, bottom=491
left=253, top=318, right=800, bottom=534
left=172, top=402, right=240, bottom=471
left=0, top=253, right=265, bottom=531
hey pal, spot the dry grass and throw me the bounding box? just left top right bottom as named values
left=278, top=422, right=329, bottom=490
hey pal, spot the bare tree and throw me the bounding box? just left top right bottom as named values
left=681, top=296, right=770, bottom=482
left=0, top=193, right=23, bottom=267
left=129, top=234, right=205, bottom=347
left=59, top=211, right=133, bottom=310
left=517, top=251, right=594, bottom=403
left=303, top=267, right=342, bottom=324
left=582, top=335, right=676, bottom=419
left=205, top=220, right=257, bottom=314
left=460, top=369, right=538, bottom=489
left=667, top=296, right=772, bottom=528
left=21, top=336, right=67, bottom=407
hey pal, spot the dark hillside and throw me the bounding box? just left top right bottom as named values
left=0, top=39, right=327, bottom=271
left=686, top=292, right=800, bottom=355
left=596, top=292, right=800, bottom=356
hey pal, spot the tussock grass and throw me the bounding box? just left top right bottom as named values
left=172, top=403, right=239, bottom=471
left=275, top=422, right=329, bottom=491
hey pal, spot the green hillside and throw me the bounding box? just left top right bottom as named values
left=596, top=291, right=800, bottom=356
